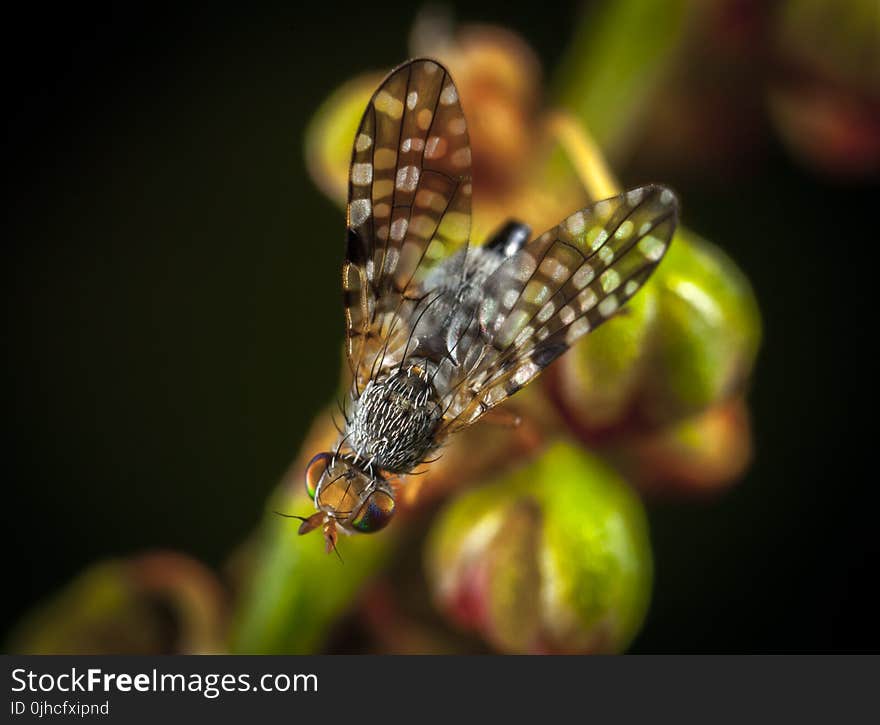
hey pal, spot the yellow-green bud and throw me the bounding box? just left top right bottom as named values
left=426, top=441, right=652, bottom=653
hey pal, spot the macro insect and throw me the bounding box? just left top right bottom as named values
left=293, top=58, right=678, bottom=553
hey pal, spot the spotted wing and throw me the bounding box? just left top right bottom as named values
left=438, top=185, right=679, bottom=434
left=343, top=58, right=472, bottom=392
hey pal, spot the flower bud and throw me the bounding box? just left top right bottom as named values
left=7, top=553, right=225, bottom=654
left=304, top=73, right=382, bottom=206
left=544, top=280, right=658, bottom=437
left=646, top=230, right=761, bottom=423
left=768, top=0, right=880, bottom=177
left=624, top=398, right=753, bottom=495
left=548, top=229, right=761, bottom=438
left=410, top=22, right=542, bottom=196
left=426, top=441, right=652, bottom=653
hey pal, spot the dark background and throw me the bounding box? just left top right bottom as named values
left=4, top=1, right=877, bottom=652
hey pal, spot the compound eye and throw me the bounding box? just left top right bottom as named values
left=350, top=489, right=396, bottom=533
left=304, top=452, right=332, bottom=500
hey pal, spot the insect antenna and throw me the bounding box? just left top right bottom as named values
left=273, top=510, right=309, bottom=522
left=330, top=539, right=344, bottom=564
left=277, top=511, right=345, bottom=562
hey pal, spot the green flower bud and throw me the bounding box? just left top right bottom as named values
left=426, top=441, right=652, bottom=654
left=7, top=553, right=225, bottom=654
left=646, top=229, right=761, bottom=423
left=548, top=228, right=761, bottom=436
left=545, top=278, right=659, bottom=435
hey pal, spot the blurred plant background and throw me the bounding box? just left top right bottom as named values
left=4, top=0, right=878, bottom=653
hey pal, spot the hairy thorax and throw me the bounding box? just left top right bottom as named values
left=348, top=368, right=442, bottom=473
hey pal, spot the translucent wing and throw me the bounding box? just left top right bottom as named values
left=438, top=185, right=679, bottom=434
left=343, top=58, right=472, bottom=392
